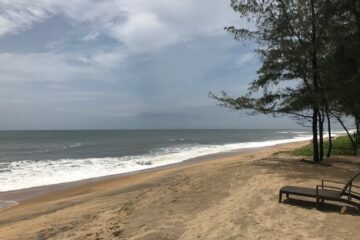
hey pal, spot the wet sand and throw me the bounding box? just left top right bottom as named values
left=0, top=148, right=255, bottom=205
left=0, top=140, right=359, bottom=239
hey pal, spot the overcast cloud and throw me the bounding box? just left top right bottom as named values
left=0, top=0, right=300, bottom=129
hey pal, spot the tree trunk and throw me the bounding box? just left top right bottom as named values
left=326, top=107, right=332, bottom=158
left=335, top=116, right=356, bottom=150
left=312, top=108, right=320, bottom=162
left=357, top=119, right=360, bottom=144
left=311, top=0, right=320, bottom=162
left=318, top=109, right=325, bottom=161
left=355, top=119, right=359, bottom=156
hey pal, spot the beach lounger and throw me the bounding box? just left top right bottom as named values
left=279, top=171, right=360, bottom=209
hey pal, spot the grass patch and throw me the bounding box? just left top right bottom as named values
left=290, top=135, right=356, bottom=156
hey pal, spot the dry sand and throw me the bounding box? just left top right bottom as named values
left=0, top=141, right=359, bottom=240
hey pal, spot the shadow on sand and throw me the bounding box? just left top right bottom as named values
left=282, top=198, right=360, bottom=216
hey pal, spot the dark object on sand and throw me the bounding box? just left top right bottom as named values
left=279, top=171, right=360, bottom=209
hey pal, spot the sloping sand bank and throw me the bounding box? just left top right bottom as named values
left=0, top=141, right=359, bottom=240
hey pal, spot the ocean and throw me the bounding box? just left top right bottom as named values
left=0, top=129, right=338, bottom=192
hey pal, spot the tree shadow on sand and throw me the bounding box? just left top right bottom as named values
left=255, top=156, right=360, bottom=186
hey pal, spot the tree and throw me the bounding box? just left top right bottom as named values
left=212, top=0, right=333, bottom=162
left=321, top=0, right=360, bottom=155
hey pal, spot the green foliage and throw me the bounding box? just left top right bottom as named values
left=320, top=0, right=360, bottom=121
left=290, top=136, right=356, bottom=156
left=213, top=0, right=360, bottom=120
left=212, top=0, right=332, bottom=120
left=211, top=0, right=360, bottom=161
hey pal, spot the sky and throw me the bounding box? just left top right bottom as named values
left=0, top=0, right=302, bottom=130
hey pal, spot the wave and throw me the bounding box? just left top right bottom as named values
left=277, top=131, right=309, bottom=134
left=64, top=142, right=84, bottom=149
left=278, top=130, right=350, bottom=137
left=0, top=136, right=312, bottom=192
left=331, top=130, right=354, bottom=134
left=168, top=138, right=185, bottom=142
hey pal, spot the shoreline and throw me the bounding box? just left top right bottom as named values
left=3, top=130, right=347, bottom=199
left=1, top=139, right=359, bottom=240
left=0, top=138, right=311, bottom=208
left=0, top=146, right=267, bottom=208
left=0, top=134, right=314, bottom=194
left=0, top=141, right=309, bottom=212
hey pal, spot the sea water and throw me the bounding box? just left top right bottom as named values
left=0, top=129, right=344, bottom=192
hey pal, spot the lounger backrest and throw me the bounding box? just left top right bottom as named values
left=342, top=171, right=360, bottom=195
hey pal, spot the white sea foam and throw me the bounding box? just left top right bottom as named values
left=278, top=130, right=350, bottom=136
left=168, top=138, right=185, bottom=142
left=0, top=200, right=18, bottom=210
left=64, top=142, right=84, bottom=148
left=277, top=131, right=309, bottom=134
left=0, top=135, right=314, bottom=192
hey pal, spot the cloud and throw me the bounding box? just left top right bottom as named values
left=0, top=52, right=105, bottom=82
left=107, top=0, right=242, bottom=52
left=0, top=0, right=243, bottom=53
left=0, top=15, right=15, bottom=35
left=83, top=31, right=100, bottom=42
left=91, top=51, right=125, bottom=67
left=0, top=0, right=54, bottom=35
left=0, top=1, right=302, bottom=130
left=0, top=0, right=249, bottom=84
left=109, top=12, right=179, bottom=52
left=236, top=53, right=256, bottom=66
left=70, top=47, right=126, bottom=68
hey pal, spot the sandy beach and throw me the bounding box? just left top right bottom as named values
left=0, top=140, right=359, bottom=240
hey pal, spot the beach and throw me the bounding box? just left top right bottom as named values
left=0, top=140, right=359, bottom=240
left=1, top=0, right=359, bottom=239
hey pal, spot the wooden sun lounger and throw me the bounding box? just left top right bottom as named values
left=279, top=171, right=360, bottom=209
